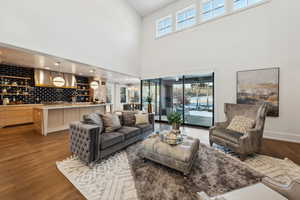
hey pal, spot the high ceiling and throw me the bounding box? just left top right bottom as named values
left=127, top=0, right=178, bottom=16
left=0, top=44, right=140, bottom=85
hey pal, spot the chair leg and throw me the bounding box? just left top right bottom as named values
left=240, top=154, right=247, bottom=161
left=209, top=140, right=213, bottom=147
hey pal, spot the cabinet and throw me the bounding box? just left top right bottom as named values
left=0, top=105, right=37, bottom=127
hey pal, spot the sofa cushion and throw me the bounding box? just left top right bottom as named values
left=135, top=113, right=149, bottom=125
left=83, top=113, right=102, bottom=125
left=212, top=128, right=243, bottom=144
left=227, top=115, right=255, bottom=135
left=118, top=126, right=141, bottom=139
left=136, top=124, right=152, bottom=133
left=100, top=132, right=124, bottom=150
left=100, top=113, right=122, bottom=133
left=122, top=111, right=137, bottom=126
left=83, top=113, right=104, bottom=133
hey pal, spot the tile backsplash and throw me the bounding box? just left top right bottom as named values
left=0, top=64, right=90, bottom=104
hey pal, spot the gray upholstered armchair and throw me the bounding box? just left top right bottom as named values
left=209, top=103, right=268, bottom=160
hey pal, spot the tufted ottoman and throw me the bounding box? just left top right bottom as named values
left=139, top=135, right=200, bottom=175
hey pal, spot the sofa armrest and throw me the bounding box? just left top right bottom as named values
left=69, top=122, right=100, bottom=165
left=239, top=128, right=263, bottom=153
left=148, top=113, right=155, bottom=130
left=210, top=121, right=228, bottom=131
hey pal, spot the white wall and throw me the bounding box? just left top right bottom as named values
left=141, top=0, right=300, bottom=142
left=0, top=0, right=142, bottom=76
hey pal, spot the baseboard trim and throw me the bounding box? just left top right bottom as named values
left=264, top=130, right=300, bottom=143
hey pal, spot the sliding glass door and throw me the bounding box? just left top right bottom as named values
left=183, top=75, right=213, bottom=127
left=141, top=79, right=160, bottom=120
left=141, top=73, right=214, bottom=128
left=160, top=76, right=183, bottom=122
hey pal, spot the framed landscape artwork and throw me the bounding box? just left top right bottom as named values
left=237, top=68, right=280, bottom=117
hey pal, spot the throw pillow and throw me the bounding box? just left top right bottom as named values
left=122, top=111, right=138, bottom=126
left=83, top=113, right=103, bottom=126
left=100, top=113, right=122, bottom=133
left=135, top=113, right=149, bottom=125
left=227, top=116, right=255, bottom=134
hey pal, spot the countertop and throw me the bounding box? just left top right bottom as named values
left=0, top=104, right=43, bottom=108
left=34, top=103, right=112, bottom=110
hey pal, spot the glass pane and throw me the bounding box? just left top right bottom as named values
left=203, top=1, right=212, bottom=13
left=213, top=6, right=225, bottom=17
left=120, top=87, right=127, bottom=103
left=142, top=80, right=149, bottom=112
left=214, top=0, right=224, bottom=8
left=234, top=0, right=247, bottom=10
left=149, top=80, right=160, bottom=120
left=106, top=84, right=113, bottom=103
left=157, top=17, right=172, bottom=37
left=202, top=11, right=212, bottom=21
left=160, top=76, right=183, bottom=122
left=248, top=0, right=263, bottom=5
left=184, top=74, right=213, bottom=127
left=176, top=7, right=196, bottom=30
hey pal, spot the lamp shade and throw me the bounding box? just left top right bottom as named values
left=53, top=76, right=65, bottom=87
left=90, top=81, right=99, bottom=89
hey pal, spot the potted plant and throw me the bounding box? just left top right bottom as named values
left=167, top=112, right=182, bottom=132
left=146, top=96, right=152, bottom=113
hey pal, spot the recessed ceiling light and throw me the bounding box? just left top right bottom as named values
left=54, top=62, right=60, bottom=66
left=79, top=73, right=83, bottom=75
left=90, top=69, right=95, bottom=73
left=45, top=67, right=50, bottom=70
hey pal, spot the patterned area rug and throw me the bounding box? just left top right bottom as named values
left=56, top=152, right=138, bottom=200
left=245, top=155, right=300, bottom=185
left=213, top=144, right=300, bottom=185
left=57, top=143, right=263, bottom=200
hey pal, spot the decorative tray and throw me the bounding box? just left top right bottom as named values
left=160, top=131, right=183, bottom=145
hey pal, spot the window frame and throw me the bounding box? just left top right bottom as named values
left=201, top=0, right=226, bottom=21
left=154, top=0, right=270, bottom=39
left=175, top=5, right=197, bottom=31
left=233, top=0, right=264, bottom=11
left=156, top=15, right=173, bottom=38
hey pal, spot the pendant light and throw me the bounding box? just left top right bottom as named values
left=53, top=62, right=65, bottom=87
left=90, top=81, right=99, bottom=90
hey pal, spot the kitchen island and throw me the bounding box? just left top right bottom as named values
left=33, top=104, right=112, bottom=136
left=0, top=104, right=43, bottom=128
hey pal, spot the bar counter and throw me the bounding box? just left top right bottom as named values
left=33, top=104, right=112, bottom=136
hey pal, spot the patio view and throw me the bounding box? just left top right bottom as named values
left=142, top=74, right=214, bottom=127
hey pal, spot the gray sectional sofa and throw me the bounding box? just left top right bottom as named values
left=69, top=112, right=154, bottom=165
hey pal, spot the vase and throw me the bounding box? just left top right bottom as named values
left=172, top=123, right=180, bottom=130
left=147, top=103, right=152, bottom=113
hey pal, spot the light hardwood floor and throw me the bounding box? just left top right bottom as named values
left=0, top=124, right=299, bottom=200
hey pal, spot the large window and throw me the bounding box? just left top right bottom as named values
left=106, top=83, right=113, bottom=103
left=234, top=0, right=264, bottom=10
left=141, top=73, right=214, bottom=127
left=176, top=5, right=196, bottom=31
left=120, top=87, right=127, bottom=103
left=202, top=0, right=225, bottom=21
left=156, top=15, right=172, bottom=38
left=155, top=0, right=268, bottom=39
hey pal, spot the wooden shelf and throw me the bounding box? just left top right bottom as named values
left=0, top=84, right=30, bottom=88
left=76, top=83, right=89, bottom=86
left=76, top=95, right=90, bottom=97
left=76, top=89, right=89, bottom=91
left=0, top=75, right=31, bottom=80
left=0, top=93, right=31, bottom=96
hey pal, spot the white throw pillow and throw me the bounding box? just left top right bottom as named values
left=135, top=113, right=149, bottom=125
left=227, top=116, right=255, bottom=134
